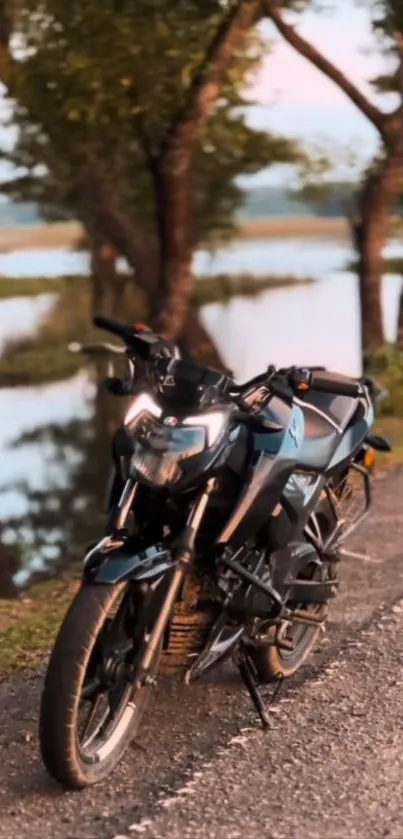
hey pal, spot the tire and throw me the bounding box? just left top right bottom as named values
left=251, top=561, right=331, bottom=684
left=39, top=582, right=157, bottom=789
left=251, top=618, right=324, bottom=683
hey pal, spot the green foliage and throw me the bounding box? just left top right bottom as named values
left=2, top=0, right=303, bottom=247
left=194, top=271, right=312, bottom=305
left=371, top=0, right=403, bottom=96
left=291, top=143, right=365, bottom=218
left=347, top=256, right=403, bottom=274
left=0, top=275, right=65, bottom=297
left=368, top=344, right=403, bottom=416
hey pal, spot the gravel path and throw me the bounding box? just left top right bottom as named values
left=1, top=469, right=403, bottom=839
left=131, top=600, right=403, bottom=839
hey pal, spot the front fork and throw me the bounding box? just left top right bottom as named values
left=111, top=477, right=216, bottom=688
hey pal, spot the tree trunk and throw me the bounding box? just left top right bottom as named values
left=151, top=147, right=194, bottom=340
left=80, top=167, right=159, bottom=300
left=179, top=306, right=226, bottom=370
left=149, top=0, right=262, bottom=342
left=90, top=236, right=129, bottom=319
left=81, top=170, right=226, bottom=368
left=397, top=283, right=403, bottom=347
left=350, top=150, right=401, bottom=368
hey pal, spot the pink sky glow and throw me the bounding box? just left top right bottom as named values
left=248, top=2, right=397, bottom=170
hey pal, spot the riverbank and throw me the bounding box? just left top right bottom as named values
left=0, top=217, right=354, bottom=254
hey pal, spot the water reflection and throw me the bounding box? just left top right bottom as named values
left=0, top=236, right=402, bottom=595
left=0, top=248, right=91, bottom=278
left=0, top=294, right=55, bottom=354
left=0, top=373, right=93, bottom=521
left=0, top=237, right=351, bottom=279
left=1, top=237, right=401, bottom=281
left=0, top=377, right=119, bottom=595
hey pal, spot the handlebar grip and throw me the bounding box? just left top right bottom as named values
left=93, top=316, right=133, bottom=343
left=309, top=371, right=362, bottom=398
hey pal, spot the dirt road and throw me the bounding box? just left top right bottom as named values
left=1, top=469, right=403, bottom=839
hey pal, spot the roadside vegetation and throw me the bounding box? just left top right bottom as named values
left=0, top=576, right=78, bottom=678
left=367, top=344, right=403, bottom=469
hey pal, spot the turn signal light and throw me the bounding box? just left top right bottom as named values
left=363, top=448, right=376, bottom=470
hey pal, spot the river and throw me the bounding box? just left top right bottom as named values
left=0, top=235, right=402, bottom=592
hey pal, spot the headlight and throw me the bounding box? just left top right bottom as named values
left=183, top=411, right=228, bottom=446
left=123, top=394, right=229, bottom=487
left=124, top=393, right=162, bottom=425
left=131, top=419, right=206, bottom=485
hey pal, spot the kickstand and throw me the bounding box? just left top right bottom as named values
left=238, top=646, right=272, bottom=730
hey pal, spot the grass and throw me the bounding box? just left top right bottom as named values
left=347, top=257, right=403, bottom=275
left=0, top=272, right=312, bottom=386
left=188, top=272, right=310, bottom=305
left=0, top=576, right=79, bottom=678
left=365, top=344, right=403, bottom=469
left=0, top=275, right=65, bottom=298
left=373, top=416, right=403, bottom=470
left=0, top=271, right=311, bottom=304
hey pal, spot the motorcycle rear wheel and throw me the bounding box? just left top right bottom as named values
left=39, top=582, right=158, bottom=789
left=251, top=562, right=331, bottom=683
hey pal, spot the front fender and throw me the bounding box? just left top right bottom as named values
left=83, top=535, right=175, bottom=585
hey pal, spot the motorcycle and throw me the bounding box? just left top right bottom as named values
left=39, top=316, right=390, bottom=789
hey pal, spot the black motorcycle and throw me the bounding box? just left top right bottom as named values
left=39, top=316, right=390, bottom=789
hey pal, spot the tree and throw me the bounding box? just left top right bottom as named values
left=264, top=0, right=403, bottom=364
left=0, top=0, right=303, bottom=368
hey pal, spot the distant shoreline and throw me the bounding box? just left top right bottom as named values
left=239, top=216, right=350, bottom=240
left=0, top=217, right=353, bottom=254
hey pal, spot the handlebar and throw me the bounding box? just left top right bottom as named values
left=288, top=368, right=363, bottom=399
left=93, top=316, right=136, bottom=344
left=93, top=316, right=179, bottom=361
left=68, top=341, right=126, bottom=357
left=92, top=316, right=365, bottom=404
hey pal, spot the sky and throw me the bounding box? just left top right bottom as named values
left=247, top=2, right=397, bottom=184
left=0, top=2, right=398, bottom=189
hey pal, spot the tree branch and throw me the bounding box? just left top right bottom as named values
left=79, top=165, right=159, bottom=298
left=164, top=0, right=263, bottom=153
left=264, top=0, right=387, bottom=138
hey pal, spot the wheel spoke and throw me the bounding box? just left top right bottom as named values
left=81, top=693, right=109, bottom=748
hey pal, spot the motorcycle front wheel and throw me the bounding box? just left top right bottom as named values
left=39, top=582, right=159, bottom=789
